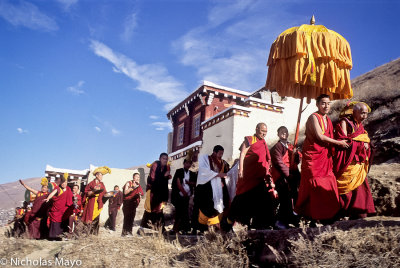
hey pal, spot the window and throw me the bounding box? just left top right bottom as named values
left=193, top=113, right=201, bottom=138
left=177, top=123, right=184, bottom=146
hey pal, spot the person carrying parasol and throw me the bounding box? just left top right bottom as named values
left=294, top=94, right=349, bottom=224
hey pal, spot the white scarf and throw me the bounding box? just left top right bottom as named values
left=197, top=154, right=224, bottom=213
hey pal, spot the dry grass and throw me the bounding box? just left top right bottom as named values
left=1, top=219, right=400, bottom=267
left=288, top=224, right=400, bottom=268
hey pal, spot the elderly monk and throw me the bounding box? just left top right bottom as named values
left=82, top=166, right=110, bottom=235
left=45, top=175, right=73, bottom=240
left=19, top=178, right=50, bottom=239
left=195, top=145, right=230, bottom=232
left=333, top=102, right=375, bottom=219
left=295, top=94, right=349, bottom=224
left=226, top=123, right=276, bottom=230
left=122, top=170, right=144, bottom=236
left=139, top=153, right=171, bottom=233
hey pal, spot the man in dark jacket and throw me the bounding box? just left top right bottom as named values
left=171, top=159, right=197, bottom=234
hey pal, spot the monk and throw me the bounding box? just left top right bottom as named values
left=82, top=166, right=110, bottom=235
left=227, top=123, right=276, bottom=230
left=139, top=153, right=171, bottom=232
left=45, top=177, right=73, bottom=240
left=64, top=184, right=82, bottom=234
left=10, top=202, right=28, bottom=237
left=270, top=126, right=302, bottom=229
left=333, top=102, right=375, bottom=219
left=171, top=159, right=196, bottom=234
left=104, top=185, right=123, bottom=232
left=295, top=94, right=349, bottom=224
left=122, top=170, right=144, bottom=236
left=195, top=145, right=230, bottom=231
left=19, top=178, right=50, bottom=239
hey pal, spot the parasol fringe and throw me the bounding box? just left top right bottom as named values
left=265, top=27, right=353, bottom=102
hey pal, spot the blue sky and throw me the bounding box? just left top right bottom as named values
left=0, top=0, right=399, bottom=183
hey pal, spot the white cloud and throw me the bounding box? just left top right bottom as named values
left=121, top=12, right=138, bottom=42
left=151, top=121, right=172, bottom=131
left=67, top=80, right=85, bottom=95
left=56, top=0, right=78, bottom=11
left=17, top=128, right=28, bottom=134
left=111, top=128, right=120, bottom=136
left=173, top=1, right=301, bottom=91
left=89, top=40, right=188, bottom=109
left=0, top=0, right=58, bottom=32
left=149, top=115, right=159, bottom=120
left=93, top=116, right=121, bottom=136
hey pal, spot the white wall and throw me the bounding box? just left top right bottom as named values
left=86, top=167, right=137, bottom=223
left=200, top=116, right=234, bottom=163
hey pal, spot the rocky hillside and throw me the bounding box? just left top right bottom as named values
left=331, top=57, right=400, bottom=164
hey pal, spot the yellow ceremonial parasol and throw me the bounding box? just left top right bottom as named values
left=265, top=15, right=353, bottom=146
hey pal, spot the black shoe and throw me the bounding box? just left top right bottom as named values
left=220, top=217, right=233, bottom=233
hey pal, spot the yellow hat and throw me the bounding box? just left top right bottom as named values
left=40, top=177, right=48, bottom=186
left=93, top=166, right=112, bottom=175
left=63, top=173, right=69, bottom=180
left=339, top=101, right=371, bottom=118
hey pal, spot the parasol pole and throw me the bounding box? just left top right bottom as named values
left=293, top=97, right=304, bottom=147
left=293, top=15, right=315, bottom=147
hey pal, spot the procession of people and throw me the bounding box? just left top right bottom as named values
left=12, top=96, right=375, bottom=239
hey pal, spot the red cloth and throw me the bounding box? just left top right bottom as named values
left=49, top=186, right=73, bottom=223
left=333, top=117, right=375, bottom=216
left=28, top=192, right=49, bottom=239
left=108, top=191, right=123, bottom=212
left=295, top=113, right=340, bottom=220
left=236, top=135, right=271, bottom=196
left=82, top=179, right=106, bottom=223
left=124, top=181, right=144, bottom=202
left=333, top=117, right=370, bottom=175
left=63, top=193, right=82, bottom=220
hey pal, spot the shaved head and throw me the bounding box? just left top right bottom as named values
left=353, top=102, right=367, bottom=112
left=255, top=122, right=267, bottom=140
left=353, top=102, right=369, bottom=123
left=256, top=122, right=267, bottom=130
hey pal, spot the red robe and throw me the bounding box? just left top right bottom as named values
left=49, top=186, right=73, bottom=223
left=333, top=117, right=375, bottom=217
left=295, top=113, right=340, bottom=220
left=64, top=192, right=82, bottom=220
left=82, top=179, right=106, bottom=223
left=236, top=135, right=271, bottom=196
left=27, top=191, right=49, bottom=239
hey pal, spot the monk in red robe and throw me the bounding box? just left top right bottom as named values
left=104, top=185, right=123, bottom=232
left=295, top=94, right=349, bottom=224
left=227, top=123, right=276, bottom=230
left=81, top=166, right=110, bottom=235
left=333, top=102, right=375, bottom=219
left=139, top=153, right=171, bottom=233
left=45, top=177, right=73, bottom=240
left=122, top=171, right=144, bottom=236
left=270, top=126, right=302, bottom=229
left=64, top=184, right=82, bottom=234
left=20, top=178, right=50, bottom=239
